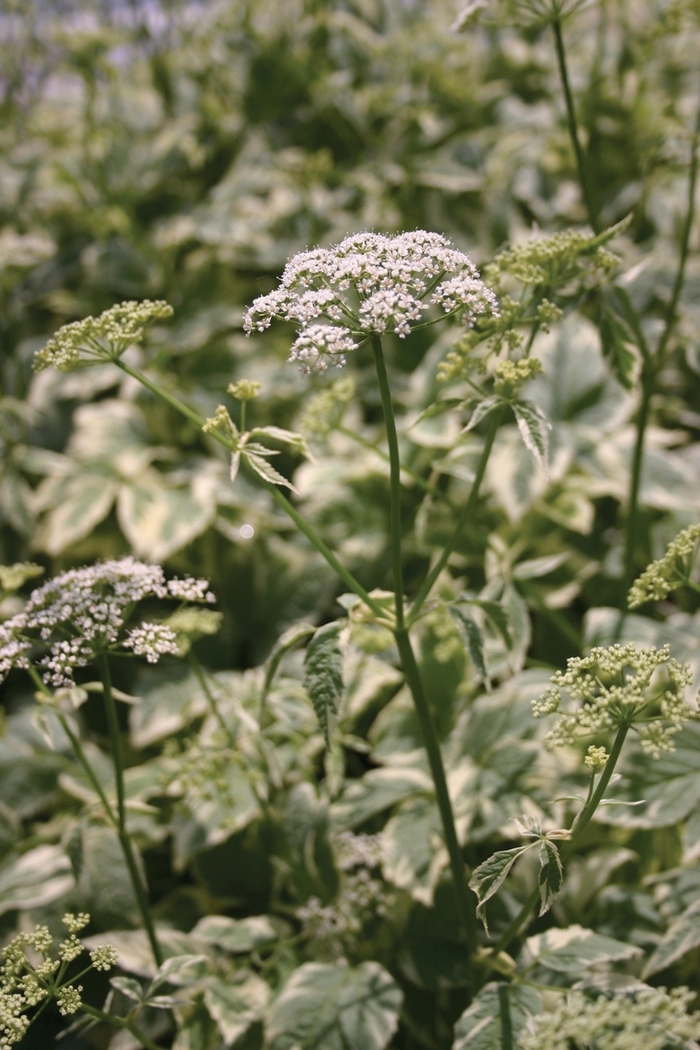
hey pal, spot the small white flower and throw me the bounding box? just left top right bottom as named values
left=123, top=623, right=180, bottom=663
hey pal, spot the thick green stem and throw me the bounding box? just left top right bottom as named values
left=489, top=723, right=630, bottom=960
left=370, top=336, right=474, bottom=939
left=96, top=654, right=163, bottom=967
left=552, top=18, right=599, bottom=232
left=394, top=628, right=475, bottom=940
left=115, top=359, right=384, bottom=618
left=79, top=1004, right=166, bottom=1050
left=372, top=336, right=405, bottom=630
left=410, top=406, right=504, bottom=622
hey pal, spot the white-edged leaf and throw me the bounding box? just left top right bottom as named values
left=512, top=553, right=569, bottom=580
left=512, top=399, right=551, bottom=474
left=151, top=954, right=207, bottom=989
left=642, top=899, right=700, bottom=978
left=265, top=961, right=402, bottom=1050
left=469, top=845, right=535, bottom=932
left=462, top=395, right=503, bottom=433
left=203, top=972, right=269, bottom=1044
left=249, top=425, right=309, bottom=456
left=303, top=622, right=344, bottom=746
left=230, top=450, right=241, bottom=483
left=39, top=472, right=118, bottom=555
left=449, top=605, right=488, bottom=683
left=191, top=914, right=285, bottom=954
left=538, top=840, right=563, bottom=916
left=243, top=450, right=297, bottom=491
left=110, top=976, right=144, bottom=1003
left=0, top=844, right=74, bottom=915
left=525, top=924, right=642, bottom=973
left=453, top=981, right=542, bottom=1050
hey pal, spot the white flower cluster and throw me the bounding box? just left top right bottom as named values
left=0, top=914, right=117, bottom=1047
left=533, top=644, right=696, bottom=757
left=243, top=230, right=498, bottom=374
left=334, top=831, right=384, bottom=871
left=520, top=986, right=700, bottom=1050
left=34, top=300, right=173, bottom=373
left=628, top=523, right=700, bottom=608
left=0, top=557, right=215, bottom=687
left=123, top=623, right=180, bottom=663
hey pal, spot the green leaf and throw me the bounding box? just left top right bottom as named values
left=118, top=473, right=215, bottom=561
left=203, top=972, right=269, bottom=1044
left=230, top=449, right=241, bottom=483
left=453, top=982, right=542, bottom=1050
left=0, top=844, right=74, bottom=916
left=244, top=450, right=297, bottom=491
left=467, top=599, right=513, bottom=648
left=642, top=899, right=700, bottom=978
left=264, top=961, right=402, bottom=1050
left=469, top=846, right=535, bottom=932
left=110, top=976, right=145, bottom=1003
left=330, top=767, right=432, bottom=830
left=462, top=395, right=503, bottom=433
left=538, top=840, right=563, bottom=916
left=524, top=924, right=642, bottom=973
left=512, top=553, right=568, bottom=580
left=598, top=297, right=637, bottom=390
left=38, top=471, right=118, bottom=555
left=449, top=605, right=488, bottom=682
left=303, top=622, right=345, bottom=746
left=382, top=796, right=446, bottom=905
left=511, top=399, right=550, bottom=474
left=191, top=914, right=284, bottom=954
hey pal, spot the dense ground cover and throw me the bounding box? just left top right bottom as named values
left=1, top=0, right=700, bottom=1047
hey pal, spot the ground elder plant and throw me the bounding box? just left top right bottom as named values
left=3, top=0, right=700, bottom=1047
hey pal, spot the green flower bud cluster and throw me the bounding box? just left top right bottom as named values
left=227, top=380, right=262, bottom=401
left=628, top=523, right=700, bottom=608
left=520, top=986, right=700, bottom=1050
left=533, top=643, right=695, bottom=758
left=202, top=404, right=238, bottom=440
left=493, top=357, right=543, bottom=396
left=300, top=376, right=356, bottom=437
left=0, top=913, right=117, bottom=1047
left=484, top=224, right=624, bottom=292
left=34, top=300, right=173, bottom=373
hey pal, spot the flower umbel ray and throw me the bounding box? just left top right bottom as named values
left=243, top=230, right=499, bottom=374
left=533, top=643, right=697, bottom=758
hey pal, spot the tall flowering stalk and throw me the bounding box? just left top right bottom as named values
left=0, top=558, right=216, bottom=967
left=32, top=232, right=501, bottom=942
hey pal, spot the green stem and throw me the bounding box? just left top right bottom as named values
left=394, top=628, right=476, bottom=941
left=498, top=983, right=514, bottom=1050
left=371, top=335, right=475, bottom=940
left=79, top=1004, right=166, bottom=1050
left=410, top=406, right=504, bottom=623
left=552, top=17, right=599, bottom=232
left=96, top=654, right=163, bottom=968
left=372, top=336, right=405, bottom=630
left=188, top=653, right=235, bottom=746
left=489, top=722, right=630, bottom=960
left=337, top=424, right=456, bottom=510
left=115, top=359, right=384, bottom=619
left=621, top=113, right=699, bottom=608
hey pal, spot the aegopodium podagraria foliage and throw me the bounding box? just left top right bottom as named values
left=243, top=230, right=499, bottom=374
left=519, top=986, right=700, bottom=1050
left=0, top=556, right=215, bottom=687
left=533, top=643, right=697, bottom=759
left=0, top=913, right=117, bottom=1047
left=628, top=522, right=700, bottom=608
left=33, top=300, right=173, bottom=372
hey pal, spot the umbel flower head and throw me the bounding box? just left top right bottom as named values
left=628, top=522, right=700, bottom=608
left=243, top=230, right=498, bottom=374
left=34, top=300, right=173, bottom=373
left=519, top=986, right=700, bottom=1050
left=0, top=556, right=215, bottom=688
left=533, top=643, right=697, bottom=758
